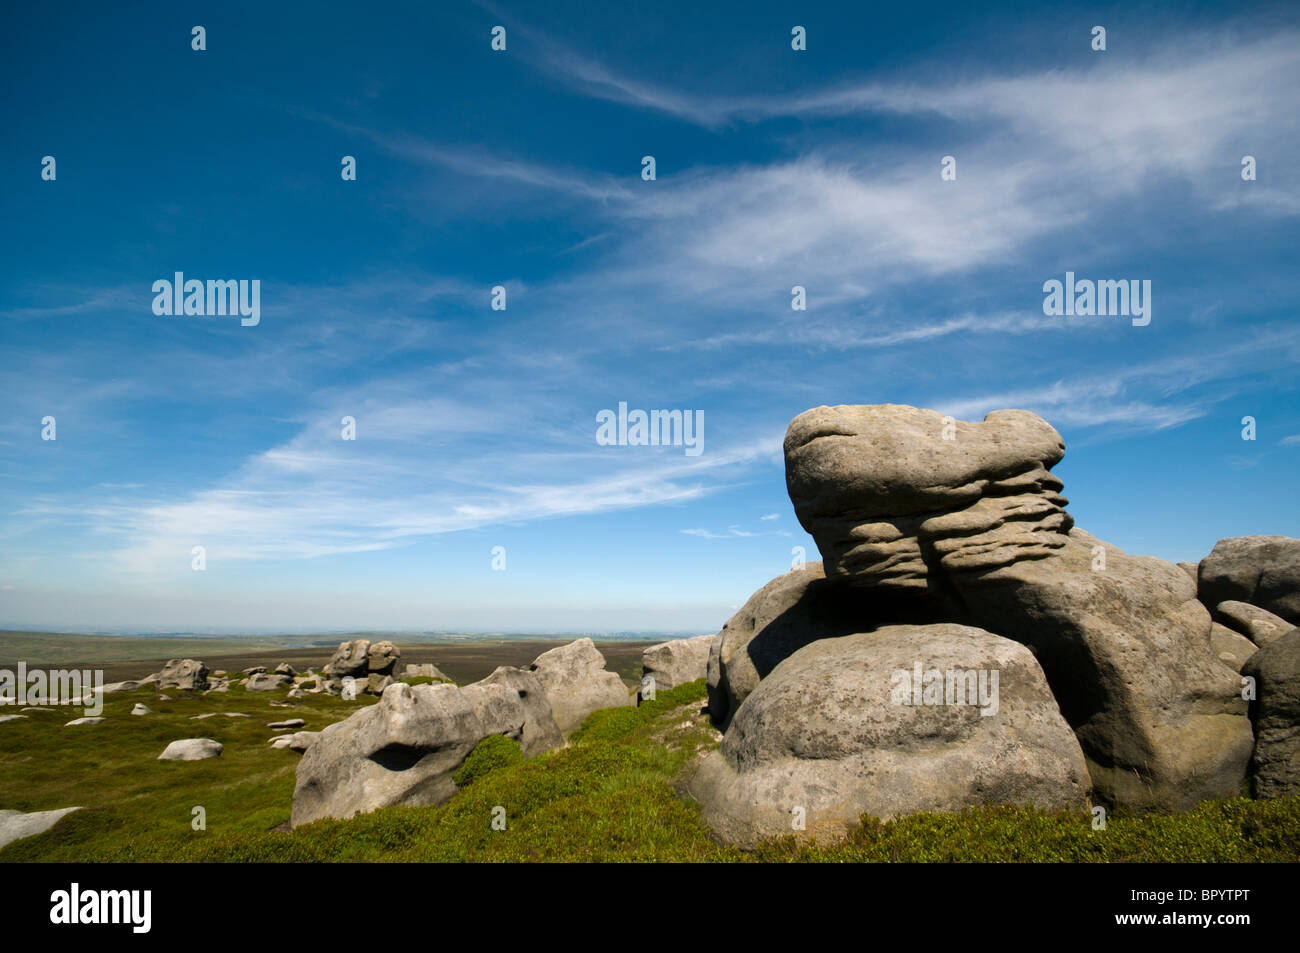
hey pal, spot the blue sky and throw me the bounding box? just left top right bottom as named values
left=2, top=0, right=1298, bottom=634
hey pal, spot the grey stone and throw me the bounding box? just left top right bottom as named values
left=1198, top=536, right=1300, bottom=625
left=365, top=674, right=394, bottom=696
left=288, top=731, right=320, bottom=753
left=707, top=562, right=869, bottom=730
left=103, top=677, right=155, bottom=693
left=246, top=673, right=293, bottom=692
left=691, top=624, right=1091, bottom=848
left=323, top=640, right=370, bottom=679
left=0, top=715, right=28, bottom=725
left=785, top=404, right=1072, bottom=588
left=64, top=717, right=105, bottom=726
left=642, top=634, right=715, bottom=693
left=1211, top=623, right=1259, bottom=672
left=130, top=703, right=152, bottom=716
left=770, top=404, right=1253, bottom=813
left=158, top=738, right=222, bottom=761
left=1242, top=628, right=1300, bottom=797
left=367, top=641, right=401, bottom=676
left=945, top=528, right=1252, bottom=813
left=474, top=666, right=563, bottom=758
left=1213, top=600, right=1292, bottom=647
left=0, top=807, right=83, bottom=851
left=291, top=675, right=560, bottom=827
left=526, top=638, right=631, bottom=734
left=156, top=658, right=209, bottom=692
left=268, top=718, right=306, bottom=730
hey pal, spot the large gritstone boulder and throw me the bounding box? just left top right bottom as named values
left=367, top=641, right=401, bottom=675
left=246, top=673, right=293, bottom=692
left=526, top=638, right=631, bottom=734
left=704, top=404, right=1254, bottom=836
left=475, top=666, right=563, bottom=757
left=155, top=659, right=209, bottom=692
left=1198, top=536, right=1300, bottom=626
left=1212, top=600, right=1293, bottom=648
left=324, top=640, right=370, bottom=679
left=785, top=404, right=1072, bottom=588
left=290, top=668, right=561, bottom=827
left=1242, top=628, right=1300, bottom=798
left=944, top=527, right=1252, bottom=813
left=691, top=624, right=1091, bottom=848
left=642, top=634, right=716, bottom=693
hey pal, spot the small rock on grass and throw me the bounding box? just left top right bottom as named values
left=0, top=807, right=83, bottom=850
left=158, top=739, right=222, bottom=761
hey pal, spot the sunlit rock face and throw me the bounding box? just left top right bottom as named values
left=698, top=403, right=1252, bottom=821
left=785, top=404, right=1073, bottom=587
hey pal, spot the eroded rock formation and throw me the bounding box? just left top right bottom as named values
left=697, top=403, right=1264, bottom=842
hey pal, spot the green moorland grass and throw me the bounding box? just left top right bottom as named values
left=2, top=678, right=1298, bottom=862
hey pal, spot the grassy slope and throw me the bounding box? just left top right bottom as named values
left=2, top=680, right=1298, bottom=862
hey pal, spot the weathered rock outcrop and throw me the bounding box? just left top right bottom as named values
left=321, top=639, right=402, bottom=696
left=246, top=673, right=293, bottom=692
left=944, top=527, right=1251, bottom=812
left=699, top=404, right=1258, bottom=840
left=786, top=405, right=1072, bottom=588
left=1212, top=600, right=1292, bottom=648
left=526, top=638, right=631, bottom=734
left=476, top=666, right=563, bottom=757
left=323, top=640, right=370, bottom=679
left=368, top=641, right=401, bottom=675
left=707, top=563, right=861, bottom=730
left=691, top=624, right=1091, bottom=848
left=1242, top=628, right=1300, bottom=798
left=290, top=670, right=561, bottom=827
left=1198, top=536, right=1300, bottom=625
left=1211, top=623, right=1259, bottom=672
left=156, top=659, right=209, bottom=692
left=642, top=634, right=715, bottom=693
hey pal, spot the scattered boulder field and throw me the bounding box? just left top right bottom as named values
left=2, top=403, right=1297, bottom=855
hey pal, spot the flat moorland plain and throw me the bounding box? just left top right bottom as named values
left=2, top=675, right=1299, bottom=862
left=0, top=632, right=658, bottom=685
